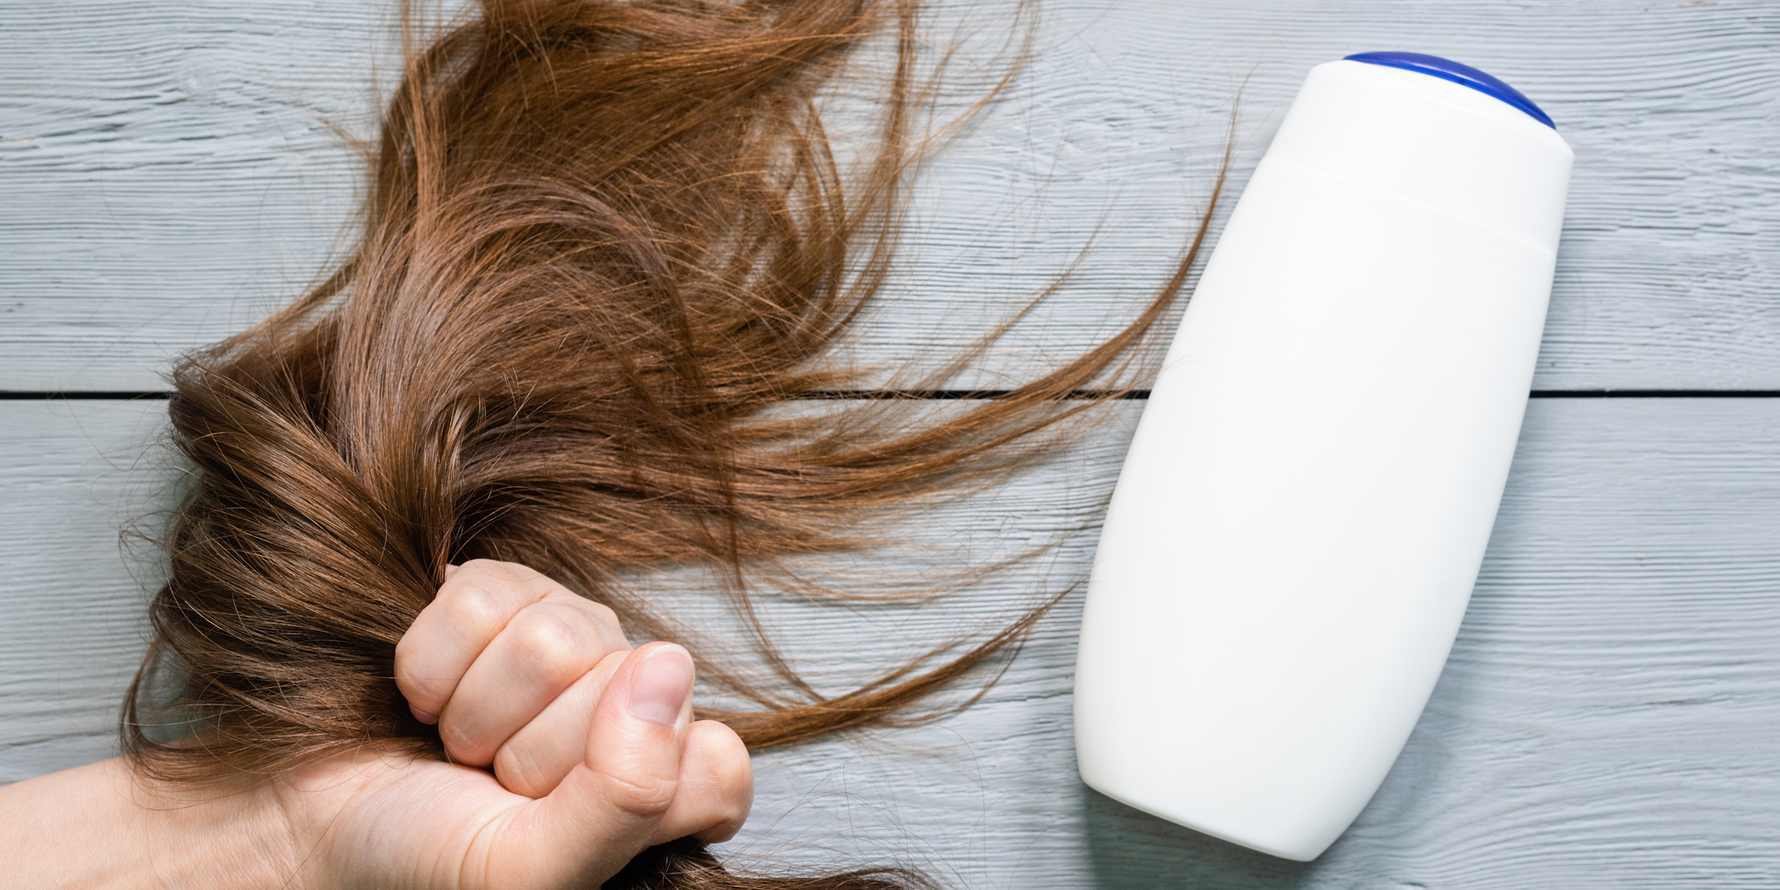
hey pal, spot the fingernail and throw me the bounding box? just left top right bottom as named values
left=627, top=644, right=693, bottom=727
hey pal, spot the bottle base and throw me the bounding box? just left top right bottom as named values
left=1080, top=772, right=1331, bottom=863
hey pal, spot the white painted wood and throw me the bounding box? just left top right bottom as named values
left=3, top=0, right=1777, bottom=391
left=4, top=398, right=1777, bottom=886
left=0, top=399, right=168, bottom=780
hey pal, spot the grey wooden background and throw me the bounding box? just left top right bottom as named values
left=3, top=0, right=1777, bottom=887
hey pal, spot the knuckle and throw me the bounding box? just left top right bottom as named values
left=581, top=599, right=619, bottom=629
left=462, top=558, right=544, bottom=589
left=393, top=640, right=447, bottom=706
left=703, top=724, right=754, bottom=801
left=392, top=635, right=419, bottom=678
left=457, top=557, right=519, bottom=578
left=451, top=559, right=504, bottom=589
left=399, top=672, right=448, bottom=706
left=438, top=717, right=489, bottom=765
left=493, top=744, right=549, bottom=799
left=710, top=779, right=751, bottom=829
left=443, top=579, right=512, bottom=638
left=574, top=599, right=625, bottom=646
left=594, top=768, right=678, bottom=819
left=507, top=608, right=590, bottom=682
left=718, top=755, right=753, bottom=806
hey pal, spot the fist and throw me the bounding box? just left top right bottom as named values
left=395, top=560, right=753, bottom=844
left=266, top=559, right=754, bottom=889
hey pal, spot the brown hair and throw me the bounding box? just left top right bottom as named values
left=123, top=0, right=1222, bottom=885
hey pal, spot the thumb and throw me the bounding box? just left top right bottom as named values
left=467, top=642, right=695, bottom=889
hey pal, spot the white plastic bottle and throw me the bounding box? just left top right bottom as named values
left=1072, top=53, right=1572, bottom=861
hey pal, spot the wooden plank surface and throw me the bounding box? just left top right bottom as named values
left=4, top=0, right=1777, bottom=885
left=3, top=0, right=1778, bottom=391
left=4, top=398, right=1777, bottom=887
left=0, top=399, right=167, bottom=780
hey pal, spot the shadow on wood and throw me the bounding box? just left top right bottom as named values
left=1081, top=782, right=1315, bottom=890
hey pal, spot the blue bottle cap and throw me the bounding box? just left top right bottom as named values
left=1344, top=51, right=1555, bottom=129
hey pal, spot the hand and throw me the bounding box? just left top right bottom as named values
left=0, top=559, right=752, bottom=890
left=396, top=560, right=746, bottom=810
left=273, top=559, right=753, bottom=888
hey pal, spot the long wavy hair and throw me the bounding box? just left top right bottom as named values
left=122, top=0, right=1223, bottom=886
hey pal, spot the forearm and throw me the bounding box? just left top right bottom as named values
left=0, top=758, right=293, bottom=890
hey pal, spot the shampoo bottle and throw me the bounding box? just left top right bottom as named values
left=1072, top=53, right=1573, bottom=861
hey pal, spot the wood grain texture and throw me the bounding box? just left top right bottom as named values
left=0, top=399, right=169, bottom=781
left=3, top=0, right=1777, bottom=391
left=3, top=398, right=1776, bottom=887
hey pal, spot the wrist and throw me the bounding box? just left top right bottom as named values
left=125, top=759, right=303, bottom=890
left=0, top=758, right=298, bottom=890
